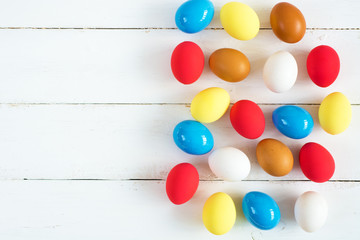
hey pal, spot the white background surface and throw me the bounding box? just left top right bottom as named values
left=0, top=0, right=359, bottom=239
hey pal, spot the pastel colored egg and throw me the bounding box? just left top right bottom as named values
left=242, top=191, right=281, bottom=230
left=208, top=147, right=251, bottom=181
left=263, top=51, right=298, bottom=93
left=230, top=100, right=265, bottom=139
left=319, top=92, right=351, bottom=135
left=220, top=2, right=260, bottom=40
left=299, top=142, right=335, bottom=183
left=295, top=191, right=328, bottom=232
left=191, top=87, right=230, bottom=123
left=272, top=105, right=314, bottom=139
left=173, top=120, right=214, bottom=155
left=307, top=45, right=340, bottom=87
left=270, top=2, right=306, bottom=43
left=203, top=192, right=236, bottom=235
left=175, top=0, right=214, bottom=34
left=256, top=138, right=294, bottom=177
left=166, top=163, right=199, bottom=205
left=209, top=48, right=250, bottom=82
left=171, top=41, right=204, bottom=84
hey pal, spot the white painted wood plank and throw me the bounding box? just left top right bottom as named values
left=0, top=180, right=358, bottom=239
left=0, top=29, right=358, bottom=104
left=0, top=104, right=358, bottom=180
left=0, top=0, right=358, bottom=28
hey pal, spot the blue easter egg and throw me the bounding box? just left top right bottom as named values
left=272, top=105, right=314, bottom=139
left=242, top=191, right=281, bottom=230
left=173, top=120, right=214, bottom=155
left=175, top=0, right=214, bottom=34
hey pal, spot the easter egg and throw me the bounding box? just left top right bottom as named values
left=175, top=0, right=214, bottom=34
left=263, top=51, right=298, bottom=93
left=299, top=142, right=335, bottom=183
left=270, top=2, right=306, bottom=43
left=209, top=48, right=250, bottom=82
left=203, top=192, right=236, bottom=235
left=173, top=120, right=214, bottom=155
left=191, top=87, right=230, bottom=123
left=256, top=138, right=294, bottom=177
left=171, top=41, right=204, bottom=84
left=166, top=163, right=199, bottom=205
left=295, top=191, right=328, bottom=232
left=242, top=191, right=281, bottom=230
left=307, top=45, right=340, bottom=87
left=319, top=92, right=351, bottom=135
left=220, top=2, right=260, bottom=40
left=272, top=105, right=314, bottom=139
left=230, top=100, right=265, bottom=139
left=208, top=147, right=251, bottom=181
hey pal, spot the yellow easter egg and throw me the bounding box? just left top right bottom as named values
left=203, top=192, right=236, bottom=235
left=220, top=2, right=260, bottom=40
left=319, top=92, right=352, bottom=135
left=191, top=87, right=230, bottom=123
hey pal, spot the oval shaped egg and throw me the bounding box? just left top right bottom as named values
left=209, top=48, right=250, bottom=82
left=203, top=192, right=236, bottom=235
left=256, top=138, right=294, bottom=177
left=230, top=100, right=265, bottom=139
left=295, top=191, right=328, bottom=232
left=171, top=41, right=204, bottom=84
left=166, top=163, right=199, bottom=205
left=307, top=45, right=340, bottom=87
left=175, top=0, right=214, bottom=34
left=191, top=87, right=230, bottom=123
left=299, top=142, right=335, bottom=183
left=208, top=147, right=251, bottom=181
left=270, top=2, right=306, bottom=43
left=272, top=105, right=314, bottom=139
left=263, top=51, right=298, bottom=93
left=220, top=2, right=260, bottom=40
left=242, top=191, right=281, bottom=230
left=173, top=120, right=214, bottom=155
left=319, top=92, right=351, bottom=135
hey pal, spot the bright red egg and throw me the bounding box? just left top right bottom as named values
left=230, top=100, right=265, bottom=139
left=306, top=45, right=340, bottom=88
left=299, top=142, right=335, bottom=183
left=171, top=41, right=204, bottom=85
left=166, top=163, right=199, bottom=205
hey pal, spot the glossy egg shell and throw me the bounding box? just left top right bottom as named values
left=171, top=41, right=204, bottom=84
left=242, top=191, right=281, bottom=230
left=270, top=2, right=306, bottom=43
left=299, top=142, right=335, bottom=183
left=175, top=0, right=214, bottom=34
left=307, top=45, right=340, bottom=87
left=230, top=100, right=265, bottom=139
left=166, top=163, right=199, bottom=205
left=272, top=105, right=314, bottom=139
left=209, top=48, right=250, bottom=82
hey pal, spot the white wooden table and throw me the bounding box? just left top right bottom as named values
left=0, top=0, right=359, bottom=239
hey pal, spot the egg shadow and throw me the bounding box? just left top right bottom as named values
left=276, top=192, right=298, bottom=227
left=231, top=192, right=247, bottom=226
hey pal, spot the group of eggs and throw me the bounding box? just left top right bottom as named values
left=166, top=0, right=352, bottom=235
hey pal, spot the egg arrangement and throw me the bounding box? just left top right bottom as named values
left=166, top=0, right=352, bottom=236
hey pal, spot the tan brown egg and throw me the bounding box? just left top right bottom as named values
left=256, top=138, right=294, bottom=177
left=270, top=2, right=306, bottom=43
left=209, top=48, right=250, bottom=83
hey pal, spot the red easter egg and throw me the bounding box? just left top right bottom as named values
left=306, top=45, right=340, bottom=87
left=230, top=100, right=265, bottom=139
left=166, top=163, right=199, bottom=205
left=171, top=41, right=204, bottom=84
left=299, top=142, right=335, bottom=183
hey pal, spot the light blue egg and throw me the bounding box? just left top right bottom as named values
left=272, top=105, right=314, bottom=139
left=173, top=120, right=214, bottom=155
left=175, top=0, right=214, bottom=34
left=242, top=191, right=281, bottom=230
